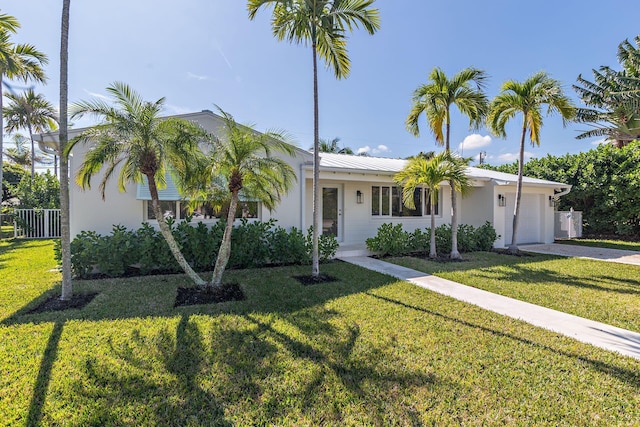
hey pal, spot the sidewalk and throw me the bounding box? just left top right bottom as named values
left=340, top=255, right=640, bottom=360
left=521, top=243, right=640, bottom=266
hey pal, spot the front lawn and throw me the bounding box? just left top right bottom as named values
left=389, top=251, right=640, bottom=333
left=556, top=238, right=640, bottom=252
left=1, top=240, right=640, bottom=425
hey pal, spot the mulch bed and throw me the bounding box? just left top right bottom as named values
left=491, top=248, right=534, bottom=257
left=27, top=293, right=99, bottom=314
left=174, top=283, right=246, bottom=307
left=293, top=274, right=339, bottom=286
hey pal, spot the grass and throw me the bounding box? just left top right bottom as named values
left=556, top=238, right=640, bottom=252
left=0, top=225, right=13, bottom=239
left=389, top=251, right=640, bottom=333
left=1, top=240, right=640, bottom=425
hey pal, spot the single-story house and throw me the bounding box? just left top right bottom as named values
left=38, top=110, right=571, bottom=249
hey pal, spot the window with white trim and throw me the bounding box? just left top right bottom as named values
left=371, top=186, right=440, bottom=217
left=145, top=201, right=259, bottom=221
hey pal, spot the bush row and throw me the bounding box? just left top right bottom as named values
left=365, top=222, right=498, bottom=257
left=56, top=219, right=339, bottom=278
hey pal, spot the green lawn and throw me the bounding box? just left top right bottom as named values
left=2, top=240, right=640, bottom=425
left=0, top=225, right=13, bottom=239
left=389, top=251, right=640, bottom=333
left=556, top=238, right=640, bottom=252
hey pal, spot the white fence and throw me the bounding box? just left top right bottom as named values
left=554, top=210, right=582, bottom=239
left=13, top=209, right=61, bottom=239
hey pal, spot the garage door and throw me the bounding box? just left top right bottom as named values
left=503, top=193, right=542, bottom=244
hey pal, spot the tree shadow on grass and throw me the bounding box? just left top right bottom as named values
left=365, top=292, right=640, bottom=390
left=25, top=321, right=63, bottom=427
left=68, top=314, right=232, bottom=426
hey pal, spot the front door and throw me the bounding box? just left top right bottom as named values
left=322, top=187, right=341, bottom=240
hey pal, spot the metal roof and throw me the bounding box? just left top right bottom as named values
left=318, top=152, right=569, bottom=188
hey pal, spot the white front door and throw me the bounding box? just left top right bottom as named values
left=322, top=186, right=342, bottom=241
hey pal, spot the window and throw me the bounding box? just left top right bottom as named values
left=392, top=187, right=422, bottom=217
left=146, top=200, right=259, bottom=221
left=372, top=186, right=438, bottom=217
left=424, top=189, right=439, bottom=216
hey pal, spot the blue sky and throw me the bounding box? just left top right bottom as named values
left=3, top=0, right=639, bottom=164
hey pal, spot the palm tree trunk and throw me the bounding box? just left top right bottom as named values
left=59, top=0, right=72, bottom=301
left=446, top=117, right=461, bottom=260
left=0, top=78, right=4, bottom=200
left=147, top=174, right=205, bottom=287
left=54, top=155, right=58, bottom=177
left=430, top=202, right=437, bottom=259
left=28, top=124, right=35, bottom=180
left=509, top=124, right=527, bottom=254
left=210, top=190, right=239, bottom=288
left=311, top=35, right=321, bottom=277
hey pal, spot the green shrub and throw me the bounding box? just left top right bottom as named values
left=367, top=222, right=499, bottom=257
left=65, top=219, right=338, bottom=278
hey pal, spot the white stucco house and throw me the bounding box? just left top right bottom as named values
left=39, top=110, right=571, bottom=249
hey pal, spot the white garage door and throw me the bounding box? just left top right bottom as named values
left=504, top=193, right=542, bottom=244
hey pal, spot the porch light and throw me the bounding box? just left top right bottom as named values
left=356, top=190, right=363, bottom=204
left=497, top=194, right=506, bottom=207
left=549, top=195, right=555, bottom=207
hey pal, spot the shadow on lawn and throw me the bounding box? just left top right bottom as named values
left=366, top=292, right=640, bottom=390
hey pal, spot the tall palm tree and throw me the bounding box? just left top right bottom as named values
left=67, top=82, right=209, bottom=287
left=3, top=133, right=31, bottom=166
left=487, top=71, right=575, bottom=253
left=248, top=0, right=380, bottom=277
left=3, top=89, right=58, bottom=180
left=394, top=152, right=470, bottom=259
left=59, top=0, right=72, bottom=301
left=188, top=107, right=297, bottom=290
left=574, top=36, right=640, bottom=147
left=405, top=67, right=489, bottom=259
left=0, top=13, right=48, bottom=200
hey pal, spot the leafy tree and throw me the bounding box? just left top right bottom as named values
left=574, top=35, right=640, bottom=147
left=487, top=72, right=575, bottom=253
left=0, top=11, right=48, bottom=201
left=248, top=0, right=380, bottom=277
left=59, top=0, right=72, bottom=300
left=9, top=170, right=59, bottom=209
left=3, top=89, right=58, bottom=180
left=185, top=107, right=297, bottom=290
left=67, top=82, right=209, bottom=287
left=1, top=161, right=26, bottom=200
left=394, top=152, right=470, bottom=258
left=405, top=67, right=489, bottom=259
left=311, top=136, right=354, bottom=154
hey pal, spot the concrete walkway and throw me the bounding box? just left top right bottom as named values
left=340, top=255, right=640, bottom=360
left=521, top=243, right=640, bottom=266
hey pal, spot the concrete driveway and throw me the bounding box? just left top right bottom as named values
left=520, top=243, right=640, bottom=266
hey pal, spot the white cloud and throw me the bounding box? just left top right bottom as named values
left=373, top=144, right=389, bottom=154
left=358, top=144, right=389, bottom=155
left=83, top=89, right=110, bottom=101
left=497, top=151, right=534, bottom=163
left=458, top=134, right=492, bottom=151
left=187, top=72, right=208, bottom=81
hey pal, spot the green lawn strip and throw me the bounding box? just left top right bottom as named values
left=0, top=239, right=61, bottom=320
left=556, top=238, right=640, bottom=252
left=389, top=252, right=640, bottom=333
left=1, top=240, right=640, bottom=425
left=0, top=225, right=13, bottom=239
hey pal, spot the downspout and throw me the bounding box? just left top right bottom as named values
left=300, top=162, right=306, bottom=230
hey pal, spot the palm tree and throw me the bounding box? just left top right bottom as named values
left=67, top=82, right=209, bottom=287
left=487, top=71, right=575, bottom=253
left=394, top=152, right=469, bottom=259
left=3, top=133, right=31, bottom=166
left=189, top=107, right=297, bottom=290
left=312, top=136, right=354, bottom=154
left=248, top=0, right=380, bottom=277
left=405, top=67, right=489, bottom=259
left=574, top=36, right=640, bottom=147
left=59, top=0, right=72, bottom=301
left=0, top=13, right=48, bottom=200
left=3, top=89, right=58, bottom=180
